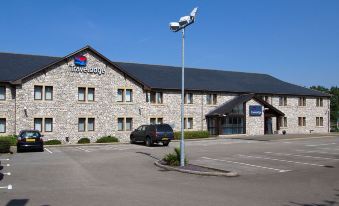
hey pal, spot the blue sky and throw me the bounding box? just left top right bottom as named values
left=0, top=0, right=338, bottom=87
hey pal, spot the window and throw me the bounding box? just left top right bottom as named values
left=78, top=87, right=86, bottom=101
left=126, top=89, right=132, bottom=102
left=45, top=86, right=53, bottom=100
left=316, top=117, right=324, bottom=126
left=87, top=88, right=95, bottom=101
left=316, top=98, right=323, bottom=107
left=262, top=96, right=269, bottom=102
left=207, top=94, right=217, bottom=105
left=0, top=86, right=5, bottom=100
left=44, top=118, right=53, bottom=132
left=279, top=96, right=287, bottom=106
left=150, top=118, right=163, bottom=124
left=279, top=117, right=287, bottom=128
left=298, top=117, right=306, bottom=127
left=117, top=89, right=133, bottom=102
left=118, top=118, right=124, bottom=131
left=78, top=118, right=86, bottom=132
left=34, top=86, right=43, bottom=100
left=88, top=118, right=95, bottom=131
left=184, top=118, right=193, bottom=129
left=298, top=97, right=306, bottom=106
left=0, top=118, right=6, bottom=133
left=185, top=93, right=193, bottom=104
left=126, top=118, right=133, bottom=131
left=149, top=92, right=163, bottom=104
left=34, top=118, right=43, bottom=132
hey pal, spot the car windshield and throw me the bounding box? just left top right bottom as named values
left=20, top=131, right=41, bottom=139
left=156, top=125, right=173, bottom=132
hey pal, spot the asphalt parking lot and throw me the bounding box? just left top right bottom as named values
left=1, top=135, right=339, bottom=206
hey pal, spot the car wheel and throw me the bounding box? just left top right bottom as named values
left=130, top=136, right=135, bottom=144
left=163, top=141, right=169, bottom=146
left=17, top=147, right=21, bottom=153
left=40, top=147, right=44, bottom=152
left=145, top=136, right=153, bottom=147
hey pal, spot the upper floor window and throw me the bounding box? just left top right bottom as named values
left=185, top=93, right=193, bottom=104
left=0, top=118, right=6, bottom=133
left=316, top=98, right=323, bottom=107
left=298, top=97, right=306, bottom=106
left=147, top=92, right=163, bottom=104
left=298, top=117, right=306, bottom=127
left=261, top=96, right=269, bottom=102
left=78, top=87, right=95, bottom=102
left=34, top=85, right=53, bottom=101
left=279, top=96, right=287, bottom=106
left=117, top=89, right=133, bottom=102
left=0, top=86, right=5, bottom=100
left=207, top=94, right=217, bottom=105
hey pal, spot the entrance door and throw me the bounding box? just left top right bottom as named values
left=264, top=117, right=273, bottom=134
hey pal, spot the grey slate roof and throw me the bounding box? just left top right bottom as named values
left=206, top=94, right=284, bottom=117
left=114, top=62, right=329, bottom=97
left=0, top=48, right=330, bottom=97
left=0, top=52, right=61, bottom=82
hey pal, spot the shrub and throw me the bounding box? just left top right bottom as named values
left=77, top=138, right=90, bottom=144
left=96, top=136, right=119, bottom=143
left=163, top=147, right=188, bottom=166
left=44, top=139, right=62, bottom=145
left=0, top=139, right=11, bottom=153
left=0, top=135, right=17, bottom=146
left=174, top=131, right=209, bottom=140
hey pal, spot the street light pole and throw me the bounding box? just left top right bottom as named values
left=180, top=28, right=185, bottom=167
left=169, top=7, right=198, bottom=167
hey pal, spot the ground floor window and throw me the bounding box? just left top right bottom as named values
left=34, top=118, right=53, bottom=132
left=298, top=117, right=306, bottom=127
left=221, top=116, right=244, bottom=135
left=78, top=118, right=86, bottom=132
left=150, top=118, right=163, bottom=125
left=279, top=117, right=287, bottom=128
left=45, top=118, right=53, bottom=132
left=88, top=118, right=95, bottom=131
left=118, top=118, right=133, bottom=131
left=34, top=118, right=43, bottom=132
left=78, top=118, right=95, bottom=132
left=207, top=118, right=218, bottom=135
left=316, top=117, right=324, bottom=126
left=0, top=118, right=6, bottom=133
left=184, top=117, right=193, bottom=129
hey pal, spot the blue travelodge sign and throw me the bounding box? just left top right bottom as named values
left=249, top=105, right=262, bottom=116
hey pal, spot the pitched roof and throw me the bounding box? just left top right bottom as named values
left=114, top=62, right=330, bottom=97
left=0, top=46, right=330, bottom=97
left=0, top=52, right=61, bottom=82
left=206, top=94, right=284, bottom=117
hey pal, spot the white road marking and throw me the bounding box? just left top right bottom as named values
left=3, top=172, right=11, bottom=176
left=306, top=143, right=336, bottom=147
left=0, top=158, right=10, bottom=161
left=1, top=164, right=11, bottom=167
left=238, top=154, right=326, bottom=167
left=319, top=147, right=339, bottom=151
left=264, top=152, right=339, bottom=161
left=45, top=148, right=53, bottom=154
left=75, top=147, right=91, bottom=152
left=0, top=185, right=12, bottom=190
left=296, top=149, right=339, bottom=155
left=201, top=157, right=291, bottom=173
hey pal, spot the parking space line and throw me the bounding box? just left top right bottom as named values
left=306, top=143, right=336, bottom=147
left=75, top=147, right=91, bottom=152
left=0, top=158, right=10, bottom=161
left=45, top=148, right=53, bottom=154
left=264, top=152, right=339, bottom=161
left=2, top=172, right=11, bottom=176
left=0, top=185, right=12, bottom=190
left=319, top=147, right=339, bottom=151
left=296, top=149, right=339, bottom=155
left=238, top=155, right=327, bottom=167
left=201, top=157, right=291, bottom=173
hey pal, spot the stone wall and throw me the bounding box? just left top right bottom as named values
left=246, top=99, right=265, bottom=135
left=0, top=83, right=16, bottom=136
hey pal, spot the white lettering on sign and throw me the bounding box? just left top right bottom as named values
left=69, top=65, right=106, bottom=75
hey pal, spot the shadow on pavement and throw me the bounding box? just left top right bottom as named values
left=6, top=199, right=29, bottom=206
left=285, top=189, right=339, bottom=206
left=0, top=172, right=3, bottom=181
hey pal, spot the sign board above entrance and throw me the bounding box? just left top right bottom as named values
left=249, top=105, right=262, bottom=116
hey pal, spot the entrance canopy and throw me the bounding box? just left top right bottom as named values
left=206, top=94, right=284, bottom=117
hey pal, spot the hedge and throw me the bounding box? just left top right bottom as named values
left=174, top=131, right=209, bottom=140
left=77, top=138, right=90, bottom=144
left=44, top=139, right=62, bottom=145
left=96, top=136, right=119, bottom=143
left=0, top=135, right=17, bottom=146
left=0, top=139, right=11, bottom=153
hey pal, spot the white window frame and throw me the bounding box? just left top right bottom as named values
left=0, top=86, right=6, bottom=100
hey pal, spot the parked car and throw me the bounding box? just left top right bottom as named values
left=17, top=130, right=44, bottom=152
left=130, top=124, right=174, bottom=146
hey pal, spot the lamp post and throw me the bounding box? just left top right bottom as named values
left=169, top=7, right=198, bottom=167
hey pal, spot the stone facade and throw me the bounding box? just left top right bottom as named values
left=0, top=49, right=330, bottom=142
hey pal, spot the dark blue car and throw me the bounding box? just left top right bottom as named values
left=17, top=130, right=44, bottom=152
left=130, top=124, right=174, bottom=147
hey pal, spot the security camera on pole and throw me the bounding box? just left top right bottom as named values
left=169, top=7, right=198, bottom=167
